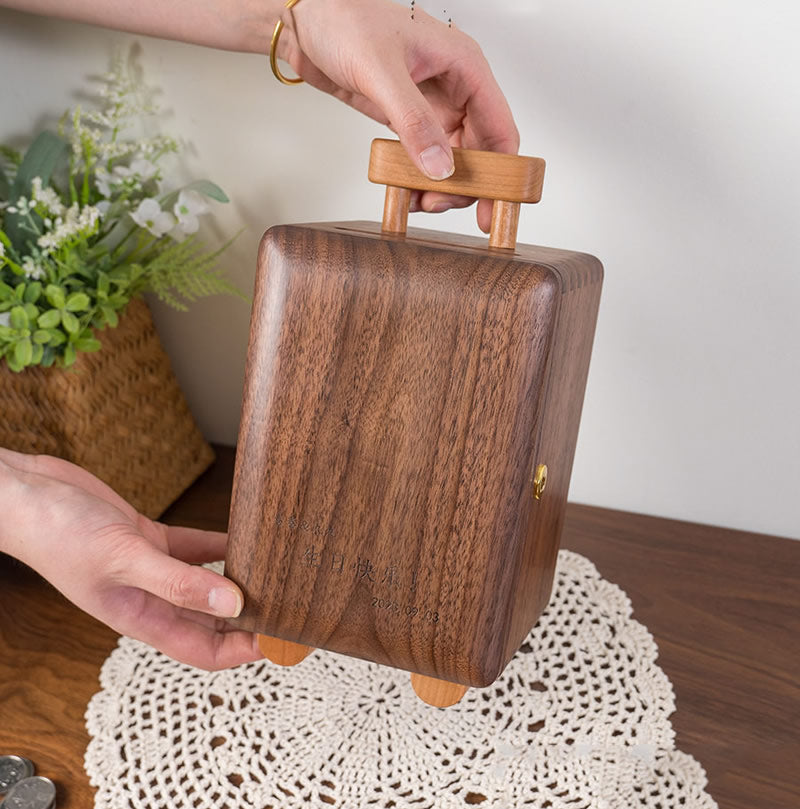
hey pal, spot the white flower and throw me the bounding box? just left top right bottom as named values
left=96, top=200, right=111, bottom=217
left=78, top=204, right=101, bottom=232
left=7, top=196, right=33, bottom=216
left=31, top=177, right=65, bottom=217
left=129, top=157, right=157, bottom=182
left=130, top=198, right=175, bottom=237
left=22, top=256, right=45, bottom=280
left=95, top=167, right=114, bottom=198
left=36, top=202, right=101, bottom=254
left=0, top=312, right=9, bottom=327
left=96, top=141, right=139, bottom=162
left=0, top=242, right=4, bottom=258
left=95, top=158, right=156, bottom=198
left=173, top=189, right=208, bottom=235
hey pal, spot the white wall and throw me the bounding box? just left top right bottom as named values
left=1, top=1, right=798, bottom=539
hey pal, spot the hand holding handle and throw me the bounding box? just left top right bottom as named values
left=368, top=139, right=545, bottom=249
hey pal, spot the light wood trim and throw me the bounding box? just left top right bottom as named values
left=410, top=673, right=469, bottom=707
left=382, top=186, right=412, bottom=234
left=488, top=200, right=521, bottom=249
left=369, top=138, right=545, bottom=203
left=257, top=634, right=313, bottom=666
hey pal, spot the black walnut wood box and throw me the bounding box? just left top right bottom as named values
left=225, top=139, right=602, bottom=706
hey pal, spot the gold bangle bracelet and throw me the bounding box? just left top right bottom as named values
left=270, top=0, right=304, bottom=85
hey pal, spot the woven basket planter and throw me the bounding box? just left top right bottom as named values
left=0, top=297, right=214, bottom=518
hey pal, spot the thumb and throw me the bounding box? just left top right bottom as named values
left=123, top=543, right=244, bottom=619
left=373, top=68, right=454, bottom=181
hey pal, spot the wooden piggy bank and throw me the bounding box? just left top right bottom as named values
left=225, top=140, right=602, bottom=706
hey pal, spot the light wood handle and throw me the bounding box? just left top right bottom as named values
left=369, top=138, right=545, bottom=249
left=258, top=634, right=313, bottom=666
left=410, top=673, right=469, bottom=707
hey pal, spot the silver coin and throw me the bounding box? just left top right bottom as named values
left=1, top=776, right=56, bottom=809
left=0, top=756, right=35, bottom=794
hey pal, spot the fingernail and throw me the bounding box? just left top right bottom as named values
left=208, top=586, right=243, bottom=618
left=419, top=145, right=454, bottom=180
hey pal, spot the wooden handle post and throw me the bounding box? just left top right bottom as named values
left=382, top=185, right=412, bottom=234
left=368, top=138, right=545, bottom=250
left=410, top=673, right=469, bottom=707
left=258, top=634, right=314, bottom=666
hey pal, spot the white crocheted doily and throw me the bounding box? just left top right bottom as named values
left=85, top=551, right=717, bottom=809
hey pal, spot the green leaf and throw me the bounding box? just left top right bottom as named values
left=9, top=305, right=28, bottom=330
left=190, top=179, right=229, bottom=203
left=47, top=328, right=66, bottom=346
left=100, top=305, right=119, bottom=328
left=37, top=309, right=61, bottom=329
left=74, top=337, right=102, bottom=352
left=6, top=131, right=68, bottom=252
left=12, top=131, right=69, bottom=198
left=65, top=292, right=90, bottom=312
left=63, top=343, right=76, bottom=367
left=23, top=282, right=42, bottom=304
left=107, top=267, right=130, bottom=285
left=97, top=271, right=110, bottom=296
left=160, top=179, right=229, bottom=207
left=5, top=351, right=23, bottom=372
left=41, top=346, right=55, bottom=367
left=0, top=281, right=13, bottom=301
left=32, top=329, right=52, bottom=344
left=91, top=216, right=134, bottom=257
left=30, top=342, right=44, bottom=365
left=14, top=337, right=32, bottom=367
left=61, top=310, right=80, bottom=334
left=23, top=302, right=39, bottom=321
left=45, top=284, right=66, bottom=309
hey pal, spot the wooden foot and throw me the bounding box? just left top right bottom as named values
left=257, top=634, right=313, bottom=666
left=410, top=672, right=469, bottom=707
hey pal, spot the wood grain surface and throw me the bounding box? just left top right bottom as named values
left=368, top=138, right=545, bottom=203
left=225, top=221, right=601, bottom=687
left=369, top=139, right=543, bottom=249
left=0, top=447, right=797, bottom=808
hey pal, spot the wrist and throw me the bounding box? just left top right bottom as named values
left=232, top=0, right=290, bottom=54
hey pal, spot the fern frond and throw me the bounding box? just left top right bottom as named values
left=142, top=233, right=244, bottom=311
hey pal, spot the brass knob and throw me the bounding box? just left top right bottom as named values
left=533, top=464, right=548, bottom=500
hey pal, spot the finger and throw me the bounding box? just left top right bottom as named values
left=414, top=193, right=493, bottom=235
left=120, top=540, right=244, bottom=619
left=477, top=198, right=494, bottom=234
left=418, top=190, right=476, bottom=214
left=368, top=62, right=455, bottom=181
left=440, top=45, right=519, bottom=233
left=115, top=594, right=263, bottom=670
left=458, top=57, right=520, bottom=156
left=164, top=525, right=229, bottom=564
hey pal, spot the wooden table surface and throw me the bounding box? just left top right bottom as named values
left=1, top=446, right=797, bottom=809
